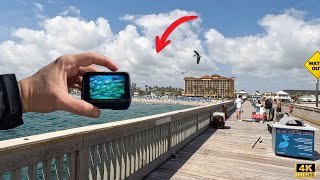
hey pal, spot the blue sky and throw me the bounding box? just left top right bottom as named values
left=2, top=0, right=319, bottom=39
left=1, top=0, right=320, bottom=93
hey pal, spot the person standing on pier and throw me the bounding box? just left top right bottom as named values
left=274, top=99, right=282, bottom=112
left=288, top=103, right=293, bottom=115
left=260, top=97, right=267, bottom=115
left=235, top=95, right=243, bottom=121
left=265, top=98, right=273, bottom=121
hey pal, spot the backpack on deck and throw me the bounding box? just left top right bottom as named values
left=265, top=99, right=272, bottom=109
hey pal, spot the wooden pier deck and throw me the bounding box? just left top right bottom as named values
left=145, top=101, right=320, bottom=180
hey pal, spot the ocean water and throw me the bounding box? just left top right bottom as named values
left=0, top=102, right=194, bottom=141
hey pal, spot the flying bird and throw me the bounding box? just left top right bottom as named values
left=193, top=50, right=201, bottom=64
left=175, top=71, right=190, bottom=75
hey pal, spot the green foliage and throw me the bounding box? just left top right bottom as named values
left=134, top=85, right=184, bottom=96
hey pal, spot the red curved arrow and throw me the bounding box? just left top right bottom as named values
left=155, top=15, right=198, bottom=53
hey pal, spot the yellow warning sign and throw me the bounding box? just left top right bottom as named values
left=304, top=51, right=320, bottom=79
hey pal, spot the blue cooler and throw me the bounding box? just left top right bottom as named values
left=271, top=116, right=318, bottom=159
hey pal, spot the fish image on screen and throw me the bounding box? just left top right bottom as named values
left=89, top=75, right=126, bottom=99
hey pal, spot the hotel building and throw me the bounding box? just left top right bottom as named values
left=183, top=74, right=235, bottom=98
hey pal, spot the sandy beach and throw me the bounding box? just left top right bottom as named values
left=132, top=98, right=225, bottom=106
left=71, top=94, right=226, bottom=106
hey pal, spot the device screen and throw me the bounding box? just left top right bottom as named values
left=89, top=75, right=126, bottom=99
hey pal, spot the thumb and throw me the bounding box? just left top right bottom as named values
left=58, top=93, right=101, bottom=118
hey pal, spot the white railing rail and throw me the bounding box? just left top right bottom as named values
left=283, top=104, right=320, bottom=125
left=0, top=101, right=235, bottom=180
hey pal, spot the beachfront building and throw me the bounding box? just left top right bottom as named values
left=275, top=90, right=291, bottom=102
left=183, top=74, right=235, bottom=98
left=237, top=90, right=248, bottom=99
left=262, top=91, right=273, bottom=99
left=131, top=82, right=136, bottom=95
left=133, top=92, right=139, bottom=98
left=251, top=91, right=262, bottom=101
left=298, top=95, right=320, bottom=103
left=283, top=89, right=317, bottom=97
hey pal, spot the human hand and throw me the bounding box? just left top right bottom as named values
left=18, top=52, right=118, bottom=118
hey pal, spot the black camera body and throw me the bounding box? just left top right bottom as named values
left=81, top=72, right=132, bottom=110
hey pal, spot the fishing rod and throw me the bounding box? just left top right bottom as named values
left=252, top=110, right=303, bottom=149
left=252, top=127, right=268, bottom=149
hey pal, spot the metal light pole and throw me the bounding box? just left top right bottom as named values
left=316, top=78, right=319, bottom=107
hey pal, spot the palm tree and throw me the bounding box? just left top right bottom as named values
left=193, top=85, right=197, bottom=96
left=225, top=88, right=230, bottom=99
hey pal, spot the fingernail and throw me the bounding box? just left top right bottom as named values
left=92, top=109, right=100, bottom=118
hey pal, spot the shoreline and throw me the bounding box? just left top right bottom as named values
left=132, top=98, right=225, bottom=106
left=70, top=94, right=227, bottom=106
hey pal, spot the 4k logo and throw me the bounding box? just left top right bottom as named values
left=295, top=164, right=316, bottom=178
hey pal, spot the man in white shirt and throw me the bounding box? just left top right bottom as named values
left=235, top=95, right=243, bottom=121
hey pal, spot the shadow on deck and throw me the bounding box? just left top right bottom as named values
left=144, top=128, right=220, bottom=180
left=145, top=101, right=320, bottom=180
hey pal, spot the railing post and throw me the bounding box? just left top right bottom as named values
left=313, top=108, right=315, bottom=124
left=196, top=112, right=199, bottom=131
left=209, top=109, right=212, bottom=127
left=77, top=148, right=89, bottom=180
left=168, top=120, right=172, bottom=150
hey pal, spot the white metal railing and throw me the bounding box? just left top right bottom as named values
left=283, top=104, right=320, bottom=125
left=0, top=101, right=235, bottom=180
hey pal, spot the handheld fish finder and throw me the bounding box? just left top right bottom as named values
left=81, top=72, right=132, bottom=110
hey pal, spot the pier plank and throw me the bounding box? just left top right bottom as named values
left=145, top=101, right=320, bottom=180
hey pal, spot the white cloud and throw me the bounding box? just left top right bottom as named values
left=114, top=9, right=215, bottom=86
left=33, top=3, right=44, bottom=12
left=0, top=16, right=114, bottom=79
left=33, top=3, right=45, bottom=19
left=205, top=9, right=320, bottom=82
left=1, top=8, right=320, bottom=91
left=0, top=9, right=212, bottom=88
left=60, top=6, right=81, bottom=17
left=120, top=14, right=139, bottom=21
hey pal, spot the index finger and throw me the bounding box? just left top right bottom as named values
left=71, top=52, right=118, bottom=71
